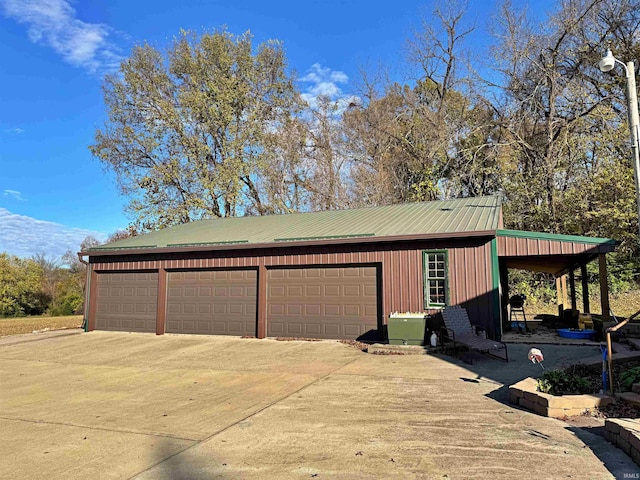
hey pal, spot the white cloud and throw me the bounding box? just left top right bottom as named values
left=0, top=0, right=122, bottom=74
left=3, top=190, right=25, bottom=201
left=0, top=208, right=106, bottom=258
left=300, top=63, right=359, bottom=113
left=4, top=127, right=25, bottom=135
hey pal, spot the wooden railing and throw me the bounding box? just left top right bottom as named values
left=606, top=308, right=640, bottom=394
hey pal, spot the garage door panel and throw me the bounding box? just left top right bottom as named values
left=324, top=286, right=340, bottom=296
left=305, top=269, right=321, bottom=278
left=305, top=304, right=321, bottom=315
left=344, top=285, right=360, bottom=296
left=166, top=269, right=257, bottom=336
left=344, top=305, right=361, bottom=316
left=267, top=266, right=378, bottom=340
left=95, top=272, right=158, bottom=333
left=325, top=305, right=340, bottom=316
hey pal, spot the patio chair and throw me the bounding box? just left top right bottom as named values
left=441, top=306, right=509, bottom=362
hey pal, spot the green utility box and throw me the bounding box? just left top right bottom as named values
left=388, top=313, right=427, bottom=345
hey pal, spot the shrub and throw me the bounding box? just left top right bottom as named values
left=49, top=292, right=84, bottom=317
left=537, top=370, right=592, bottom=396
left=620, top=366, right=640, bottom=392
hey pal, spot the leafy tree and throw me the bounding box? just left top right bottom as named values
left=0, top=254, right=48, bottom=317
left=91, top=29, right=303, bottom=231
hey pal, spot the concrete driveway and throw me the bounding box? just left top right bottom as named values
left=0, top=331, right=631, bottom=479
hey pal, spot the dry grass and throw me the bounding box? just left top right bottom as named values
left=0, top=315, right=82, bottom=337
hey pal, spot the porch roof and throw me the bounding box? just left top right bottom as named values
left=496, top=229, right=617, bottom=276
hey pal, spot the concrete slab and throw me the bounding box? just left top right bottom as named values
left=0, top=332, right=637, bottom=479
left=0, top=418, right=193, bottom=480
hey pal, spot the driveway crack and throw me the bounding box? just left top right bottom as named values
left=0, top=415, right=199, bottom=442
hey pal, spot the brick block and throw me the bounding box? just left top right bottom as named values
left=633, top=383, right=640, bottom=394
left=571, top=408, right=588, bottom=416
left=622, top=428, right=632, bottom=442
left=631, top=446, right=640, bottom=466
left=629, top=432, right=640, bottom=453
left=509, top=378, right=537, bottom=398
left=603, top=430, right=614, bottom=443
left=620, top=392, right=640, bottom=407
left=532, top=402, right=548, bottom=416
left=606, top=419, right=622, bottom=435
left=533, top=391, right=554, bottom=407
left=594, top=395, right=615, bottom=407
left=545, top=407, right=569, bottom=419
left=524, top=390, right=541, bottom=402
left=519, top=398, right=535, bottom=412
left=546, top=395, right=575, bottom=409
left=619, top=437, right=632, bottom=455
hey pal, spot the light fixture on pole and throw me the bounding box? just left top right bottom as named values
left=599, top=48, right=640, bottom=238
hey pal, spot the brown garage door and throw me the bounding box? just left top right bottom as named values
left=267, top=266, right=378, bottom=340
left=166, top=270, right=257, bottom=336
left=95, top=272, right=158, bottom=332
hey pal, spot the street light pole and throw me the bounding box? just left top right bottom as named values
left=599, top=49, right=640, bottom=238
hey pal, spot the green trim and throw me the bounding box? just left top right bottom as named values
left=88, top=245, right=157, bottom=251
left=490, top=239, right=501, bottom=339
left=273, top=233, right=375, bottom=242
left=422, top=250, right=449, bottom=309
left=497, top=229, right=616, bottom=245
left=166, top=240, right=248, bottom=247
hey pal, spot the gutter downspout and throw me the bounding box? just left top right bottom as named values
left=78, top=253, right=90, bottom=332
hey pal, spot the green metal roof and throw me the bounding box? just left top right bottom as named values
left=496, top=229, right=616, bottom=245
left=90, top=196, right=502, bottom=252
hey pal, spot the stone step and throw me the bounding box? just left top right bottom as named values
left=633, top=383, right=640, bottom=394
left=613, top=341, right=634, bottom=354
left=627, top=338, right=640, bottom=351
left=617, top=392, right=640, bottom=408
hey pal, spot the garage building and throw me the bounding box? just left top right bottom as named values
left=82, top=196, right=616, bottom=341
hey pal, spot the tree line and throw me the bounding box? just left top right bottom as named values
left=0, top=233, right=131, bottom=318
left=89, top=0, right=637, bottom=293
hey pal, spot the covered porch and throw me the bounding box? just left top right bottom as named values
left=496, top=230, right=618, bottom=335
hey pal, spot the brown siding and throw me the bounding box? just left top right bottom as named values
left=497, top=237, right=607, bottom=257
left=90, top=237, right=496, bottom=335
left=448, top=241, right=495, bottom=336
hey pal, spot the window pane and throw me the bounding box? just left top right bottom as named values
left=425, top=252, right=447, bottom=306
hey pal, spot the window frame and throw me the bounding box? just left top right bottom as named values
left=422, top=250, right=449, bottom=309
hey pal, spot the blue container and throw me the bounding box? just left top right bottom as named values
left=510, top=321, right=526, bottom=329
left=557, top=328, right=595, bottom=340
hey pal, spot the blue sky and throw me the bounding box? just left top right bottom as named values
left=0, top=0, right=551, bottom=259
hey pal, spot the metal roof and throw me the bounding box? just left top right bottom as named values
left=88, top=196, right=502, bottom=254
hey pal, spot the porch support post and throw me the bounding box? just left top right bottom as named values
left=499, top=259, right=509, bottom=331
left=569, top=270, right=577, bottom=312
left=561, top=275, right=568, bottom=311
left=581, top=264, right=590, bottom=313
left=599, top=254, right=610, bottom=321
left=556, top=276, right=563, bottom=318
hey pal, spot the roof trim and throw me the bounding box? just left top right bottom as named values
left=82, top=229, right=497, bottom=257
left=496, top=229, right=616, bottom=246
